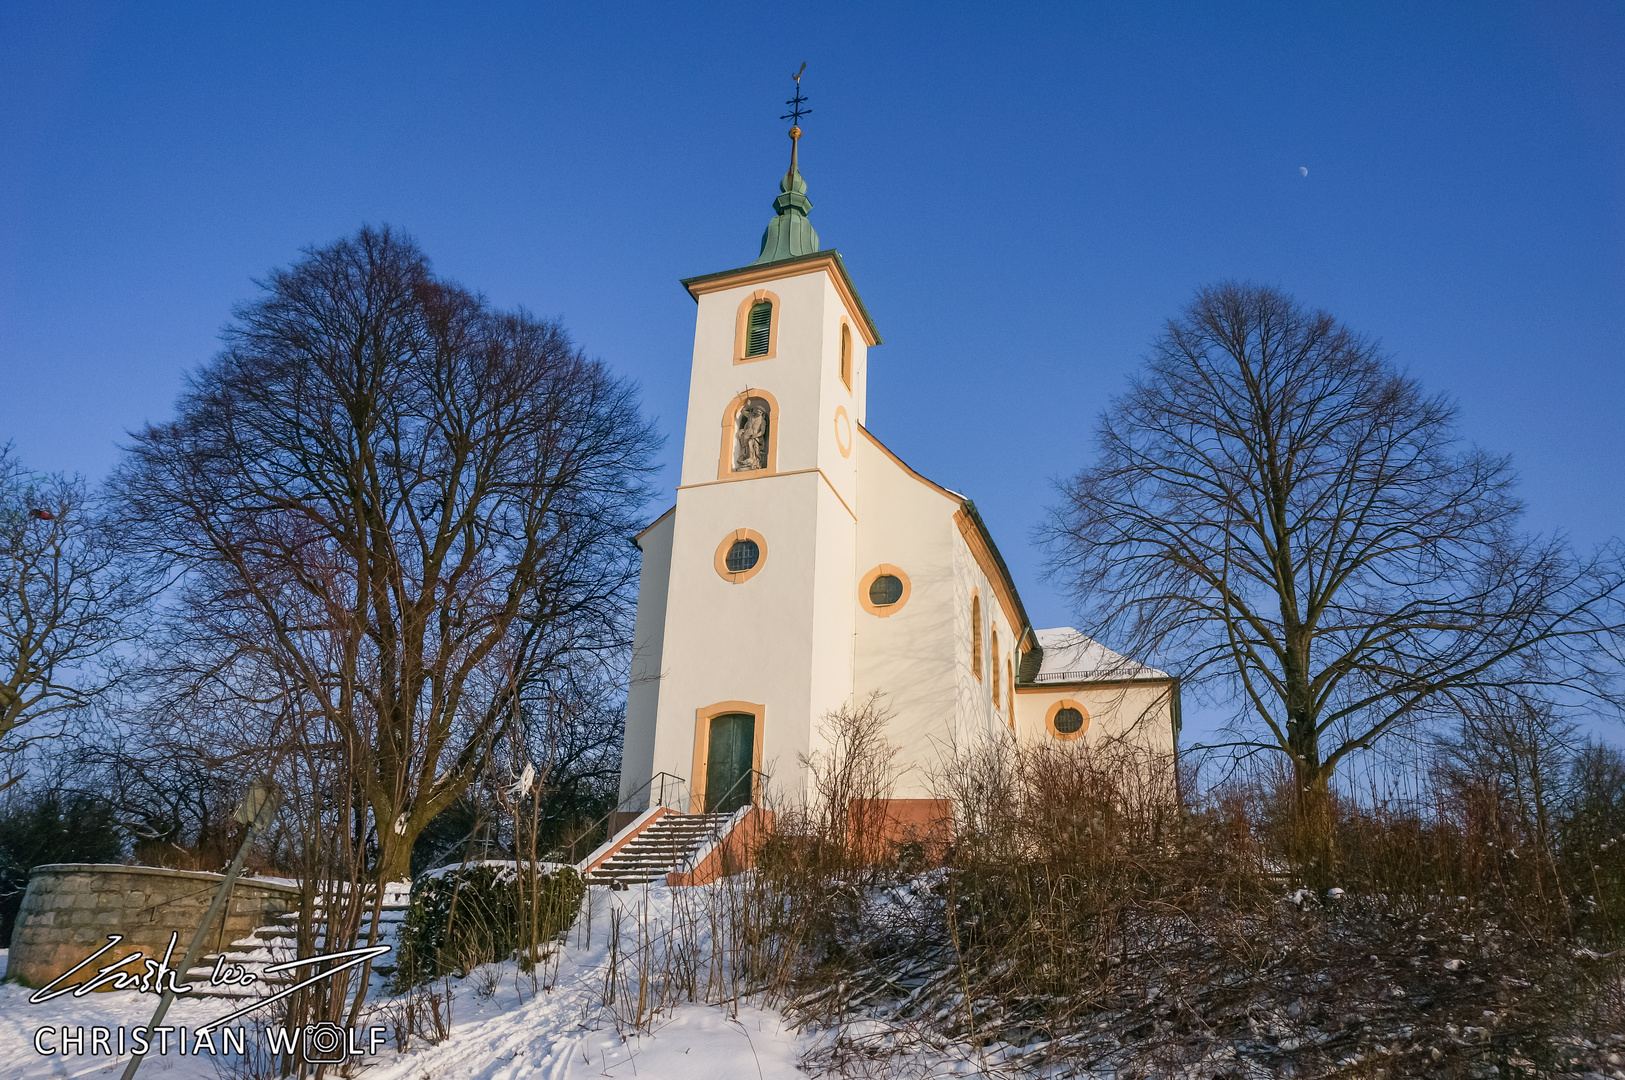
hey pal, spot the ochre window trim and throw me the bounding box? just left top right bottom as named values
left=717, top=388, right=781, bottom=480
left=954, top=509, right=1023, bottom=643
left=690, top=700, right=767, bottom=813
left=734, top=289, right=781, bottom=364
left=859, top=564, right=912, bottom=617
left=838, top=321, right=853, bottom=391
left=971, top=592, right=983, bottom=681
left=991, top=628, right=1001, bottom=707
left=833, top=405, right=852, bottom=458
left=714, top=528, right=768, bottom=584
left=1044, top=699, right=1092, bottom=742
left=1006, top=657, right=1014, bottom=716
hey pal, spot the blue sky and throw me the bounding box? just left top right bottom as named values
left=3, top=2, right=1621, bottom=662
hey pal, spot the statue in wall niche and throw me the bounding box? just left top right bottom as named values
left=733, top=398, right=769, bottom=471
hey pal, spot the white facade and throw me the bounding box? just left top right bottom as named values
left=618, top=192, right=1177, bottom=815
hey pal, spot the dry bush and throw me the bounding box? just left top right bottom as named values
left=377, top=976, right=454, bottom=1052
left=787, top=735, right=1625, bottom=1078
left=589, top=697, right=1625, bottom=1076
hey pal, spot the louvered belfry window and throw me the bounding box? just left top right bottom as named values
left=745, top=302, right=773, bottom=357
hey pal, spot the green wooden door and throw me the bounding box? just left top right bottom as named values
left=705, top=713, right=756, bottom=813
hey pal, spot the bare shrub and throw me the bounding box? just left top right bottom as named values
left=207, top=1014, right=291, bottom=1080
left=471, top=963, right=502, bottom=1000
left=378, top=976, right=454, bottom=1052
left=803, top=691, right=902, bottom=862
left=575, top=695, right=1625, bottom=1075
left=793, top=733, right=1625, bottom=1078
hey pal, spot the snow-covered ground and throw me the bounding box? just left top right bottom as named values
left=1, top=885, right=815, bottom=1080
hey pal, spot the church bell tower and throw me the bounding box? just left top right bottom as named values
left=618, top=74, right=882, bottom=812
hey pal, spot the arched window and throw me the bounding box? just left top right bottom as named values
left=991, top=629, right=1001, bottom=706
left=734, top=290, right=780, bottom=363
left=1006, top=657, right=1014, bottom=708
left=746, top=302, right=772, bottom=357
left=971, top=594, right=983, bottom=680
left=839, top=323, right=852, bottom=389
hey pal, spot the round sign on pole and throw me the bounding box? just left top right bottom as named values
left=234, top=777, right=281, bottom=830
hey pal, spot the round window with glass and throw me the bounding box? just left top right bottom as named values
left=860, top=565, right=911, bottom=616
left=726, top=538, right=760, bottom=573
left=1045, top=700, right=1090, bottom=741
left=868, top=574, right=903, bottom=606
left=714, top=530, right=767, bottom=583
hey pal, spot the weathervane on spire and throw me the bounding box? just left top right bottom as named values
left=781, top=62, right=811, bottom=127
left=780, top=62, right=810, bottom=185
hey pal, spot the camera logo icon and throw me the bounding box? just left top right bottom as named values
left=303, top=1022, right=348, bottom=1064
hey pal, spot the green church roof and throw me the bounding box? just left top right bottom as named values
left=753, top=166, right=820, bottom=264
left=679, top=121, right=883, bottom=347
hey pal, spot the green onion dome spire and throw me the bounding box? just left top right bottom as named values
left=753, top=125, right=820, bottom=264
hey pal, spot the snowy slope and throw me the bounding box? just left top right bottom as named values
left=1, top=884, right=814, bottom=1080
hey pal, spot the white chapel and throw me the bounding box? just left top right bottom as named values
left=616, top=125, right=1179, bottom=825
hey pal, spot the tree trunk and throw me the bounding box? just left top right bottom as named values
left=1287, top=721, right=1337, bottom=889
left=375, top=830, right=413, bottom=887
left=1292, top=765, right=1336, bottom=889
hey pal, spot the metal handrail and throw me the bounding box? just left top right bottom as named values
left=702, top=767, right=769, bottom=815
left=670, top=768, right=771, bottom=877
left=560, top=771, right=688, bottom=865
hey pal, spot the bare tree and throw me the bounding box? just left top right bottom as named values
left=113, top=225, right=659, bottom=884
left=0, top=447, right=147, bottom=790
left=1044, top=282, right=1624, bottom=863
left=66, top=718, right=252, bottom=870
left=504, top=668, right=627, bottom=850
left=1434, top=694, right=1577, bottom=858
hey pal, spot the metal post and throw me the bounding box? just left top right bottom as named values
left=121, top=778, right=281, bottom=1080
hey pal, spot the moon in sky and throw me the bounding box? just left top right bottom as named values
left=1300, top=167, right=1309, bottom=177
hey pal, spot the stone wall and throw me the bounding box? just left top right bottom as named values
left=5, top=864, right=299, bottom=989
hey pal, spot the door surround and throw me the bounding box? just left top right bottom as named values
left=690, top=700, right=766, bottom=813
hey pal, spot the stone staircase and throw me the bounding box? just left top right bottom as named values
left=582, top=811, right=737, bottom=889
left=184, top=881, right=411, bottom=999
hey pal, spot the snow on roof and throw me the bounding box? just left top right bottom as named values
left=1031, top=627, right=1167, bottom=684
